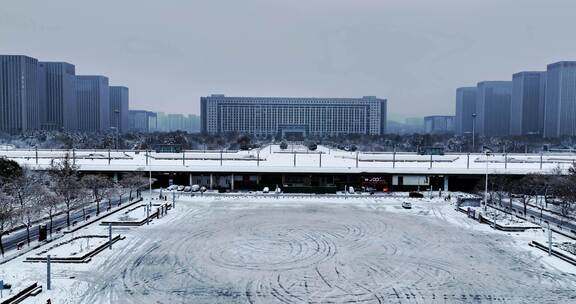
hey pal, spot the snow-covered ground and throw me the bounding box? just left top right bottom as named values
left=1, top=145, right=574, bottom=175
left=2, top=194, right=576, bottom=303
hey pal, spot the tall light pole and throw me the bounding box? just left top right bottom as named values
left=114, top=110, right=120, bottom=150
left=471, top=113, right=477, bottom=153
left=484, top=150, right=490, bottom=212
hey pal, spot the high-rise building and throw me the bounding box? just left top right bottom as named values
left=510, top=72, right=546, bottom=136
left=109, top=86, right=129, bottom=133
left=153, top=112, right=199, bottom=133
left=38, top=62, right=77, bottom=131
left=424, top=115, right=455, bottom=134
left=455, top=87, right=477, bottom=135
left=476, top=81, right=512, bottom=137
left=0, top=55, right=42, bottom=133
left=76, top=75, right=110, bottom=132
left=200, top=95, right=387, bottom=136
left=128, top=110, right=156, bottom=132
left=543, top=62, right=576, bottom=138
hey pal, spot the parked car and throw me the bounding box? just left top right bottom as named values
left=191, top=184, right=200, bottom=192
left=409, top=192, right=424, bottom=198
left=177, top=185, right=185, bottom=191
left=263, top=187, right=270, bottom=193
left=200, top=186, right=207, bottom=192
left=166, top=185, right=175, bottom=191
left=183, top=186, right=191, bottom=192
left=402, top=201, right=412, bottom=209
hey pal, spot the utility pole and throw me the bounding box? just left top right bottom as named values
left=548, top=222, right=552, bottom=256
left=393, top=146, right=396, bottom=168
left=484, top=151, right=489, bottom=212
left=471, top=113, right=477, bottom=152
left=47, top=255, right=51, bottom=290
left=109, top=223, right=112, bottom=250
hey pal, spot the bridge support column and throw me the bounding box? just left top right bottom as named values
left=113, top=172, right=118, bottom=183
left=210, top=173, right=214, bottom=190
left=189, top=173, right=193, bottom=186
left=443, top=176, right=449, bottom=192
left=231, top=174, right=235, bottom=191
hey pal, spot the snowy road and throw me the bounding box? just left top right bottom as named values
left=43, top=197, right=574, bottom=304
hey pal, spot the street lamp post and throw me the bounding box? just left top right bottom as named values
left=114, top=110, right=120, bottom=150
left=484, top=150, right=490, bottom=212
left=471, top=113, right=477, bottom=152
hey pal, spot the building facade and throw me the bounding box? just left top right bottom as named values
left=38, top=62, right=77, bottom=131
left=0, top=55, right=42, bottom=133
left=543, top=62, right=576, bottom=138
left=476, top=81, right=512, bottom=137
left=424, top=115, right=455, bottom=134
left=109, top=86, right=129, bottom=133
left=510, top=72, right=546, bottom=136
left=200, top=95, right=387, bottom=136
left=76, top=75, right=110, bottom=132
left=128, top=110, right=156, bottom=132
left=455, top=87, right=477, bottom=135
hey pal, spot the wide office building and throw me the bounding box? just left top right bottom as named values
left=76, top=75, right=110, bottom=132
left=454, top=87, right=477, bottom=135
left=0, top=55, right=42, bottom=134
left=476, top=81, right=512, bottom=137
left=109, top=86, right=129, bottom=133
left=510, top=72, right=546, bottom=136
left=424, top=115, right=455, bottom=134
left=543, top=62, right=576, bottom=138
left=39, top=62, right=77, bottom=131
left=200, top=95, right=387, bottom=137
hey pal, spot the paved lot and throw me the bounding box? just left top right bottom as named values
left=62, top=197, right=576, bottom=303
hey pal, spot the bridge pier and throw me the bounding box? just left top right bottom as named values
left=210, top=173, right=214, bottom=190
left=189, top=173, right=192, bottom=186
left=444, top=176, right=449, bottom=192
left=231, top=174, right=235, bottom=191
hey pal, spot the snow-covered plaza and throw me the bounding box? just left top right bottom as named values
left=4, top=194, right=576, bottom=303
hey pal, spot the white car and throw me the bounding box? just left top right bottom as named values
left=191, top=184, right=200, bottom=192
left=402, top=201, right=412, bottom=209
left=262, top=187, right=270, bottom=193
left=177, top=185, right=185, bottom=191
left=183, top=186, right=191, bottom=192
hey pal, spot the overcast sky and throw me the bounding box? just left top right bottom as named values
left=1, top=0, right=575, bottom=121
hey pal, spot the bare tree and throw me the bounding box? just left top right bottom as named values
left=48, top=154, right=86, bottom=228
left=120, top=172, right=148, bottom=200
left=81, top=175, right=111, bottom=216
left=6, top=168, right=43, bottom=246
left=42, top=190, right=60, bottom=237
left=0, top=187, right=16, bottom=256
left=103, top=182, right=122, bottom=210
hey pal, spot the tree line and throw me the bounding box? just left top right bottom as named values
left=476, top=165, right=576, bottom=222
left=0, top=156, right=149, bottom=256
